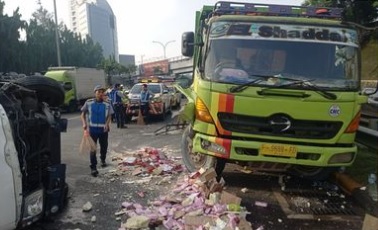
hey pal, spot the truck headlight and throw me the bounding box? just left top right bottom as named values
left=201, top=139, right=227, bottom=155
left=22, top=189, right=44, bottom=223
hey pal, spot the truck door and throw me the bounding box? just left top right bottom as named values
left=0, top=105, right=23, bottom=230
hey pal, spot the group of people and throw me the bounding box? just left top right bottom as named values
left=80, top=83, right=151, bottom=177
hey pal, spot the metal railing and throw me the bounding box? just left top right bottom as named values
left=356, top=115, right=378, bottom=151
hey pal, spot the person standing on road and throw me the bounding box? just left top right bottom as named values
left=109, top=83, right=126, bottom=128
left=140, top=84, right=152, bottom=122
left=81, top=85, right=114, bottom=177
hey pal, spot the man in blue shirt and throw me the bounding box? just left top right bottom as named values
left=81, top=85, right=114, bottom=177
left=109, top=83, right=126, bottom=128
left=140, top=84, right=151, bottom=122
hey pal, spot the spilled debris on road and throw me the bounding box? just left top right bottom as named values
left=85, top=147, right=252, bottom=229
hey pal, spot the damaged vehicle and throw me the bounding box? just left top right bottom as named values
left=178, top=2, right=370, bottom=181
left=0, top=76, right=68, bottom=229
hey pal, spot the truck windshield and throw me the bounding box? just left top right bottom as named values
left=204, top=23, right=359, bottom=90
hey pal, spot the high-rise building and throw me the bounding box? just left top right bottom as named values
left=69, top=0, right=119, bottom=61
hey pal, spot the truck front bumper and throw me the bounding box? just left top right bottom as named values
left=192, top=133, right=357, bottom=167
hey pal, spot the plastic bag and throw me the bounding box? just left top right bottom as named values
left=79, top=130, right=96, bottom=154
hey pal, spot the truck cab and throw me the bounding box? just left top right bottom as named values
left=179, top=1, right=368, bottom=180
left=0, top=77, right=68, bottom=229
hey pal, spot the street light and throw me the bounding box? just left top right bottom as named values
left=152, top=40, right=175, bottom=59
left=53, top=0, right=61, bottom=66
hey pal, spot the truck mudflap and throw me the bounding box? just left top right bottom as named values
left=192, top=132, right=357, bottom=167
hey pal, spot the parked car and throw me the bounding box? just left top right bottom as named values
left=126, top=83, right=172, bottom=120
left=167, top=85, right=182, bottom=109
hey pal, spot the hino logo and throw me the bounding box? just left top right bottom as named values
left=269, top=115, right=291, bottom=132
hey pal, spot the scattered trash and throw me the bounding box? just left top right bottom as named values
left=122, top=215, right=149, bottom=229
left=255, top=201, right=268, bottom=207
left=114, top=147, right=184, bottom=178
left=241, top=187, right=249, bottom=193
left=118, top=167, right=252, bottom=229
left=82, top=202, right=93, bottom=212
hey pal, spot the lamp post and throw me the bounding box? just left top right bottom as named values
left=152, top=40, right=175, bottom=59
left=53, top=0, right=61, bottom=66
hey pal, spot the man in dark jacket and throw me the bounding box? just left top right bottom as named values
left=109, top=83, right=126, bottom=128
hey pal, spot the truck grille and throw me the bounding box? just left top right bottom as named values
left=217, top=112, right=343, bottom=139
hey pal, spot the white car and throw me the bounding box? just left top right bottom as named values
left=126, top=83, right=172, bottom=120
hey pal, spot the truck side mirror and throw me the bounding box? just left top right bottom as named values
left=182, top=32, right=194, bottom=57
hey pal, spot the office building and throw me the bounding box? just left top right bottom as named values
left=69, top=0, right=119, bottom=61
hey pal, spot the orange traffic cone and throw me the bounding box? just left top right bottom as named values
left=137, top=109, right=145, bottom=125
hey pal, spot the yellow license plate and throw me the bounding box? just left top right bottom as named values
left=260, top=144, right=297, bottom=158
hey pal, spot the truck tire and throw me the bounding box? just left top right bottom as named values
left=181, top=125, right=216, bottom=172
left=289, top=165, right=339, bottom=181
left=15, top=76, right=65, bottom=107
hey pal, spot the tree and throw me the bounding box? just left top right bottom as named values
left=302, top=0, right=378, bottom=25
left=3, top=1, right=104, bottom=74
left=0, top=0, right=26, bottom=73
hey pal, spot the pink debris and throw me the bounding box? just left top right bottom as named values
left=133, top=203, right=143, bottom=210
left=158, top=206, right=168, bottom=216
left=150, top=200, right=164, bottom=206
left=121, top=201, right=133, bottom=209
left=119, top=166, right=252, bottom=230
left=137, top=191, right=145, bottom=198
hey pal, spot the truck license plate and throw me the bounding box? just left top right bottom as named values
left=260, top=144, right=297, bottom=157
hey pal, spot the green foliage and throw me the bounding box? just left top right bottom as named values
left=0, top=0, right=27, bottom=73
left=97, top=57, right=137, bottom=85
left=0, top=0, right=104, bottom=74
left=302, top=0, right=378, bottom=26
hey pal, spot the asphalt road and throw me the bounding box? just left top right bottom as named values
left=27, top=111, right=370, bottom=230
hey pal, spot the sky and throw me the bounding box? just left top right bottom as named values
left=3, top=0, right=304, bottom=63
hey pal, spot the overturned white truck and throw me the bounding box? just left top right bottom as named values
left=0, top=76, right=68, bottom=229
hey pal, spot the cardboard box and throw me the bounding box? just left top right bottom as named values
left=220, top=191, right=241, bottom=205
left=199, top=168, right=217, bottom=182
left=184, top=216, right=216, bottom=229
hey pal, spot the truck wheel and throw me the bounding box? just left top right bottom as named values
left=15, top=76, right=64, bottom=107
left=289, top=166, right=339, bottom=181
left=181, top=125, right=216, bottom=172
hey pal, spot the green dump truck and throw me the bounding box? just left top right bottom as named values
left=45, top=67, right=106, bottom=112
left=178, top=1, right=368, bottom=180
